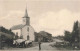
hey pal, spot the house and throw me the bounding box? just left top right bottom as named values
left=11, top=9, right=35, bottom=41
left=39, top=31, right=53, bottom=42
left=35, top=31, right=53, bottom=42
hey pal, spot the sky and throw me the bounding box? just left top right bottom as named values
left=0, top=0, right=80, bottom=36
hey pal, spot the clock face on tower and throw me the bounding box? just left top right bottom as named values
left=23, top=18, right=26, bottom=22
left=23, top=17, right=30, bottom=25
left=23, top=18, right=26, bottom=25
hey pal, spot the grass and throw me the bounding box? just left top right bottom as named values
left=50, top=43, right=80, bottom=50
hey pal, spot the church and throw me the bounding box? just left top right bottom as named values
left=11, top=9, right=35, bottom=41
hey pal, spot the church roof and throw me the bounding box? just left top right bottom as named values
left=11, top=24, right=24, bottom=30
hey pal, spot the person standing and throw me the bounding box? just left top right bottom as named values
left=38, top=37, right=42, bottom=50
left=38, top=41, right=41, bottom=50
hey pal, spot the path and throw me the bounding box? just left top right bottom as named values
left=25, top=42, right=57, bottom=50
left=1, top=39, right=62, bottom=51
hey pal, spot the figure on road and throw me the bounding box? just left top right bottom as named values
left=39, top=41, right=41, bottom=50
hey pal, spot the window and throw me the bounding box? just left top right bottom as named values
left=27, top=27, right=29, bottom=32
left=27, top=35, right=29, bottom=40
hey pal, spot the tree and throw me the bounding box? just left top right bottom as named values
left=64, top=31, right=72, bottom=43
left=0, top=26, right=14, bottom=35
left=72, top=21, right=79, bottom=42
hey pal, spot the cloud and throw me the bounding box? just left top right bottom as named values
left=0, top=9, right=80, bottom=36
left=0, top=10, right=24, bottom=28
left=32, top=9, right=80, bottom=36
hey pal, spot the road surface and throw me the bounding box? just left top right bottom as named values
left=1, top=39, right=62, bottom=51
left=25, top=42, right=57, bottom=50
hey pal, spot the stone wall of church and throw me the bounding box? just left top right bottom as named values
left=22, top=25, right=35, bottom=41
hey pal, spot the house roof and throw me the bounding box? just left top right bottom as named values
left=11, top=24, right=24, bottom=30
left=39, top=31, right=49, bottom=37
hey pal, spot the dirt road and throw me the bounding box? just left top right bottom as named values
left=1, top=39, right=62, bottom=51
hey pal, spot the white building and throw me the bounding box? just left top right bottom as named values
left=11, top=9, right=35, bottom=41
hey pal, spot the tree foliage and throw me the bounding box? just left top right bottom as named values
left=64, top=21, right=79, bottom=43
left=0, top=26, right=14, bottom=35
left=64, top=31, right=72, bottom=43
left=72, top=21, right=79, bottom=42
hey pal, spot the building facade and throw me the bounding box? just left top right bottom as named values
left=11, top=9, right=35, bottom=41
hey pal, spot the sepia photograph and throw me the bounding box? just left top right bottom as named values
left=0, top=0, right=80, bottom=51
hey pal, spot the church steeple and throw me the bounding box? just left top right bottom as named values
left=24, top=8, right=29, bottom=18
left=23, top=8, right=30, bottom=25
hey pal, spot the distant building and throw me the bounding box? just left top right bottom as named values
left=11, top=9, right=35, bottom=41
left=35, top=31, right=53, bottom=42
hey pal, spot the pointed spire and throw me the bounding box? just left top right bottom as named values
left=23, top=6, right=29, bottom=18
left=25, top=8, right=29, bottom=17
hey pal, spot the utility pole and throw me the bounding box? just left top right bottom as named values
left=38, top=35, right=42, bottom=50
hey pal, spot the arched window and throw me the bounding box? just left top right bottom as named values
left=27, top=35, right=29, bottom=40
left=27, top=27, right=29, bottom=32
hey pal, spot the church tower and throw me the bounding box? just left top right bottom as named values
left=23, top=9, right=30, bottom=25
left=11, top=7, right=35, bottom=41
